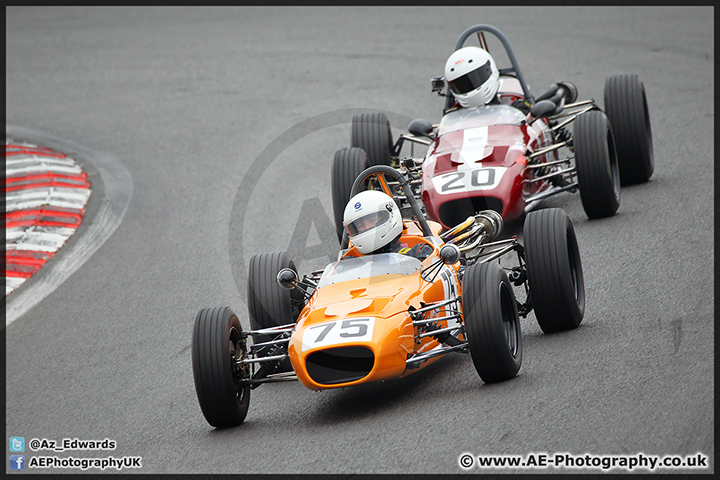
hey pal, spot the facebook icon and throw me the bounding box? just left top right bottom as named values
left=10, top=455, right=25, bottom=470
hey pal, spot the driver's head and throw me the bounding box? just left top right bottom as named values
left=343, top=190, right=403, bottom=255
left=444, top=46, right=500, bottom=108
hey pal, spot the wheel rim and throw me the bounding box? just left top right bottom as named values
left=642, top=88, right=653, bottom=159
left=569, top=245, right=579, bottom=302
left=566, top=227, right=584, bottom=308
left=607, top=126, right=621, bottom=198
left=228, top=326, right=249, bottom=404
left=500, top=283, right=519, bottom=357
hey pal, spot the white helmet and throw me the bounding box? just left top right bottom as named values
left=444, top=46, right=500, bottom=108
left=343, top=190, right=403, bottom=255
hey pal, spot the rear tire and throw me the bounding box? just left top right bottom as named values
left=192, top=306, right=251, bottom=428
left=351, top=112, right=393, bottom=166
left=523, top=208, right=585, bottom=333
left=247, top=251, right=301, bottom=372
left=331, top=147, right=369, bottom=244
left=603, top=74, right=654, bottom=185
left=574, top=110, right=621, bottom=219
left=462, top=262, right=522, bottom=383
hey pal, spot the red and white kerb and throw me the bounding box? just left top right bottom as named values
left=5, top=141, right=91, bottom=296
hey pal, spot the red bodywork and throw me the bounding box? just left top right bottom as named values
left=421, top=78, right=556, bottom=229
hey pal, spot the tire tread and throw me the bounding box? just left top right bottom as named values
left=331, top=148, right=369, bottom=243
left=463, top=262, right=522, bottom=383
left=351, top=112, right=393, bottom=166
left=523, top=208, right=585, bottom=332
left=192, top=306, right=250, bottom=428
left=574, top=110, right=620, bottom=219
left=604, top=74, right=654, bottom=185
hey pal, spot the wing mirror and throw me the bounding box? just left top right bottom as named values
left=439, top=244, right=461, bottom=265
left=557, top=81, right=578, bottom=104
left=530, top=81, right=578, bottom=121
left=408, top=118, right=434, bottom=138
left=529, top=99, right=557, bottom=120
left=277, top=268, right=299, bottom=290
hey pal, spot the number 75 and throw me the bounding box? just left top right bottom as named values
left=310, top=318, right=370, bottom=343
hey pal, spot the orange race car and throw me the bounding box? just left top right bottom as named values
left=191, top=165, right=585, bottom=428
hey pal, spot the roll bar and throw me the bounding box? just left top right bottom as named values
left=341, top=165, right=433, bottom=249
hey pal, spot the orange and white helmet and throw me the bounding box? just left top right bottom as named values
left=444, top=46, right=500, bottom=108
left=343, top=190, right=403, bottom=255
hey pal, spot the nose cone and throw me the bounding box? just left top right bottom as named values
left=288, top=274, right=422, bottom=390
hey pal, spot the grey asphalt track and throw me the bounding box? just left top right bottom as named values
left=5, top=6, right=714, bottom=475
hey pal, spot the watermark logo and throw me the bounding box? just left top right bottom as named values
left=10, top=436, right=25, bottom=452
left=228, top=108, right=413, bottom=299
left=457, top=452, right=710, bottom=472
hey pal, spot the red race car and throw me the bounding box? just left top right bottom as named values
left=331, top=24, right=653, bottom=236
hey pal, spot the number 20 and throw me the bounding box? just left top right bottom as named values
left=440, top=169, right=495, bottom=192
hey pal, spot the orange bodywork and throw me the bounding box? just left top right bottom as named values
left=288, top=220, right=464, bottom=390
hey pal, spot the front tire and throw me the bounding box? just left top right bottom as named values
left=331, top=147, right=369, bottom=244
left=574, top=110, right=621, bottom=219
left=247, top=251, right=301, bottom=372
left=462, top=262, right=522, bottom=383
left=604, top=74, right=654, bottom=185
left=351, top=112, right=393, bottom=166
left=523, top=208, right=585, bottom=333
left=192, top=306, right=251, bottom=428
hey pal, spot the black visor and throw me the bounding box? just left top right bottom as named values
left=346, top=210, right=390, bottom=237
left=448, top=60, right=492, bottom=95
